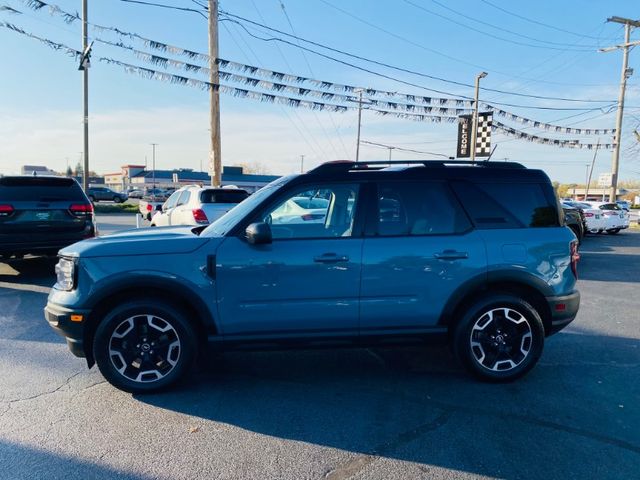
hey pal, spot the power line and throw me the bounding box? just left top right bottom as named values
left=478, top=0, right=606, bottom=40
left=118, top=0, right=207, bottom=18
left=402, top=0, right=595, bottom=51
left=222, top=9, right=617, bottom=102
left=275, top=0, right=350, bottom=158
left=427, top=0, right=599, bottom=49
left=360, top=140, right=452, bottom=158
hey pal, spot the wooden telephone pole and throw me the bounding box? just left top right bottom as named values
left=209, top=0, right=222, bottom=187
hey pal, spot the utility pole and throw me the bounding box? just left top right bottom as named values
left=300, top=154, right=305, bottom=173
left=470, top=72, right=488, bottom=165
left=387, top=146, right=394, bottom=160
left=355, top=89, right=363, bottom=162
left=81, top=0, right=89, bottom=191
left=585, top=140, right=600, bottom=201
left=600, top=16, right=640, bottom=202
left=209, top=0, right=222, bottom=187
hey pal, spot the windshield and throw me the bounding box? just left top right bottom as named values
left=201, top=175, right=295, bottom=237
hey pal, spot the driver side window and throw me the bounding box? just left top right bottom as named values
left=164, top=191, right=182, bottom=210
left=261, top=184, right=359, bottom=240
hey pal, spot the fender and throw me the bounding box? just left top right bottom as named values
left=84, top=271, right=217, bottom=334
left=438, top=269, right=552, bottom=326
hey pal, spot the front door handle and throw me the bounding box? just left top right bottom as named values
left=314, top=253, right=349, bottom=263
left=434, top=250, right=468, bottom=260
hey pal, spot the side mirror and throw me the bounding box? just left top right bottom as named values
left=246, top=222, right=272, bottom=245
left=159, top=204, right=165, bottom=212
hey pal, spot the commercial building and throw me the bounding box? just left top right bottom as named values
left=567, top=187, right=629, bottom=202
left=103, top=165, right=279, bottom=193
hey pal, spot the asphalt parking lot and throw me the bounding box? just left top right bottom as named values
left=0, top=223, right=638, bottom=480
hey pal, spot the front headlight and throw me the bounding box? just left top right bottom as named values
left=54, top=257, right=76, bottom=291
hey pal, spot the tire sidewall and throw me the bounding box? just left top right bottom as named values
left=93, top=299, right=197, bottom=393
left=453, top=294, right=545, bottom=382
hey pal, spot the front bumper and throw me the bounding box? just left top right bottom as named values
left=44, top=302, right=91, bottom=358
left=545, top=290, right=580, bottom=335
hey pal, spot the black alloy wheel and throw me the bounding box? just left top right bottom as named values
left=93, top=299, right=197, bottom=393
left=453, top=294, right=545, bottom=382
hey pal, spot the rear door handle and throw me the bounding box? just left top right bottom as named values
left=434, top=250, right=468, bottom=260
left=314, top=253, right=349, bottom=263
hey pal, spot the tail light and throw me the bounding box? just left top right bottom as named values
left=301, top=213, right=322, bottom=221
left=570, top=241, right=580, bottom=279
left=69, top=204, right=93, bottom=216
left=0, top=204, right=14, bottom=217
left=192, top=209, right=209, bottom=224
left=584, top=212, right=594, bottom=217
left=146, top=204, right=153, bottom=211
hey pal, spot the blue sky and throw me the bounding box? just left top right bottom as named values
left=1, top=0, right=639, bottom=183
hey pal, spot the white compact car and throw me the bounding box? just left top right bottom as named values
left=584, top=202, right=629, bottom=234
left=150, top=185, right=249, bottom=226
left=569, top=202, right=607, bottom=233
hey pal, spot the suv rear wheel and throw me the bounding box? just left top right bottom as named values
left=453, top=294, right=544, bottom=382
left=93, top=299, right=197, bottom=393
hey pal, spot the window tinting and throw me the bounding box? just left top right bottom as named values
left=375, top=182, right=471, bottom=236
left=0, top=177, right=85, bottom=201
left=452, top=181, right=558, bottom=229
left=262, top=184, right=358, bottom=240
left=200, top=189, right=249, bottom=204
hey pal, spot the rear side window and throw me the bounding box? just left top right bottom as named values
left=451, top=181, right=559, bottom=228
left=200, top=189, right=249, bottom=204
left=176, top=190, right=191, bottom=206
left=375, top=181, right=471, bottom=236
left=0, top=177, right=86, bottom=201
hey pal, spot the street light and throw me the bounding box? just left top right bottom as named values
left=471, top=71, right=488, bottom=164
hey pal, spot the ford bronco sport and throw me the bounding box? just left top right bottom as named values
left=45, top=160, right=580, bottom=393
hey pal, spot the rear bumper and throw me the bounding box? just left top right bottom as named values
left=0, top=232, right=94, bottom=256
left=44, top=302, right=91, bottom=358
left=545, top=291, right=580, bottom=335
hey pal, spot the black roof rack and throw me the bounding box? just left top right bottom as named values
left=308, top=159, right=525, bottom=175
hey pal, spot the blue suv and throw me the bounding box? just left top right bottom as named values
left=45, top=161, right=580, bottom=392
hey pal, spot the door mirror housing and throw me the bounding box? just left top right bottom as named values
left=246, top=222, right=272, bottom=245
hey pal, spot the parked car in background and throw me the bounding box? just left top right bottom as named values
left=563, top=201, right=604, bottom=234
left=562, top=204, right=584, bottom=243
left=0, top=176, right=96, bottom=259
left=45, top=160, right=580, bottom=393
left=584, top=202, right=629, bottom=234
left=127, top=189, right=144, bottom=199
left=151, top=186, right=249, bottom=226
left=87, top=186, right=128, bottom=203
left=269, top=195, right=328, bottom=224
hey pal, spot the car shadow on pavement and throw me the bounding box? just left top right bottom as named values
left=136, top=333, right=640, bottom=479
left=0, top=440, right=149, bottom=480
left=578, top=252, right=640, bottom=282
left=0, top=256, right=56, bottom=289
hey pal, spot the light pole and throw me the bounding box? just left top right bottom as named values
left=355, top=89, right=363, bottom=162
left=150, top=143, right=158, bottom=196
left=471, top=72, right=488, bottom=164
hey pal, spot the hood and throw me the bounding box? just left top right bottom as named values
left=60, top=226, right=221, bottom=258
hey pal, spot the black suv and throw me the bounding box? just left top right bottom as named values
left=46, top=161, right=579, bottom=392
left=0, top=176, right=96, bottom=259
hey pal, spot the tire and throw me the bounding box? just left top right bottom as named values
left=113, top=196, right=122, bottom=203
left=93, top=299, right=197, bottom=393
left=607, top=229, right=620, bottom=235
left=88, top=195, right=96, bottom=203
left=452, top=294, right=545, bottom=382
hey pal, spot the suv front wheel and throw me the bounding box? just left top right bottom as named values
left=93, top=299, right=197, bottom=393
left=453, top=294, right=545, bottom=382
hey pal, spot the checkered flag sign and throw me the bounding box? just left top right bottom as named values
left=475, top=112, right=493, bottom=157
left=456, top=112, right=492, bottom=158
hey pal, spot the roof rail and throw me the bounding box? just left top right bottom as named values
left=308, top=159, right=525, bottom=174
